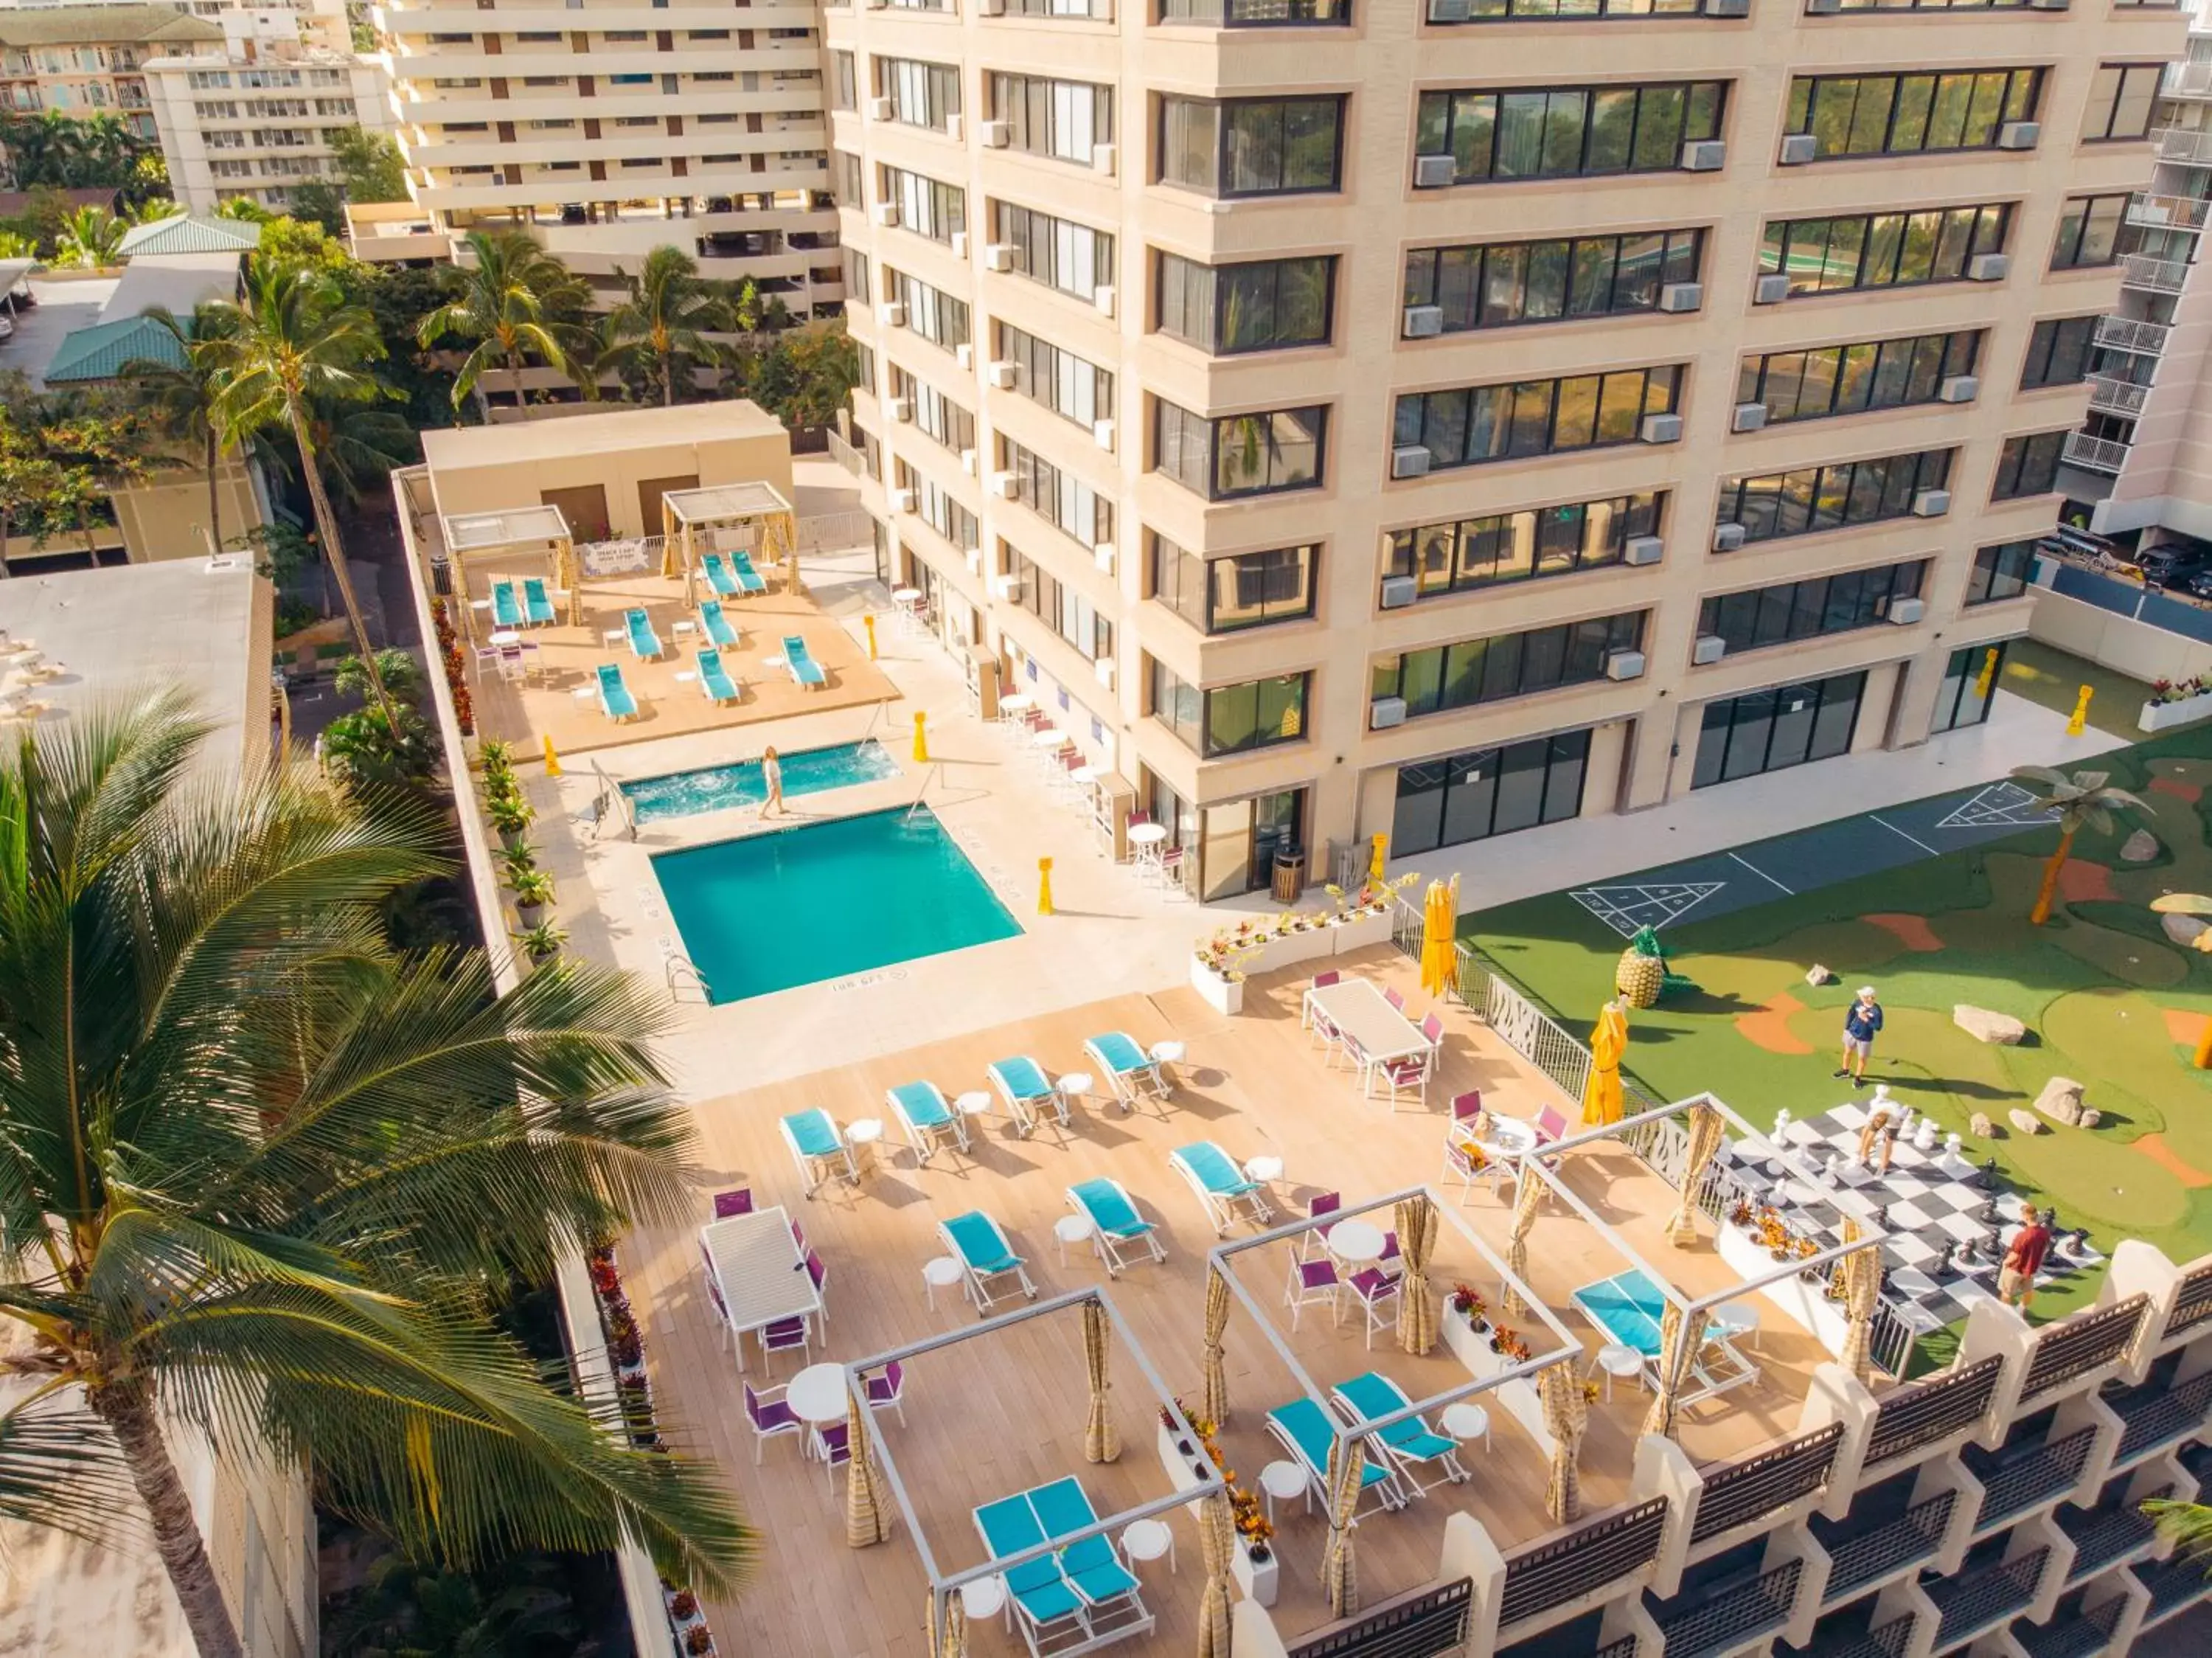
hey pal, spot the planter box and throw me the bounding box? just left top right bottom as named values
left=1231, top=1542, right=1279, bottom=1607
left=2140, top=690, right=2212, bottom=732
left=1440, top=1314, right=1557, bottom=1456
left=1189, top=959, right=1244, bottom=1016
left=1330, top=910, right=1395, bottom=954
left=1717, top=1221, right=1848, bottom=1357
left=1158, top=1423, right=1211, bottom=1494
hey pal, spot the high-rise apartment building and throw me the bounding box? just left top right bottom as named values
left=0, top=2, right=220, bottom=137
left=825, top=0, right=2185, bottom=904
left=368, top=0, right=844, bottom=315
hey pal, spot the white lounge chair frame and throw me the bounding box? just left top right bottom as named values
left=780, top=1110, right=858, bottom=1197
left=1064, top=1179, right=1166, bottom=1276
left=888, top=1083, right=970, bottom=1168
left=1169, top=1145, right=1273, bottom=1237
left=940, top=1213, right=1037, bottom=1313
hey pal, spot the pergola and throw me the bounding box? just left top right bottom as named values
left=658, top=481, right=798, bottom=606
left=439, top=504, right=580, bottom=644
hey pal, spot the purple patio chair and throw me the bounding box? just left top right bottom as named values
left=812, top=1419, right=852, bottom=1497
left=1533, top=1106, right=1571, bottom=1145
left=789, top=1217, right=807, bottom=1253
left=1347, top=1266, right=1403, bottom=1350
left=713, top=1188, right=754, bottom=1218
left=1284, top=1256, right=1341, bottom=1331
left=806, top=1249, right=829, bottom=1325
left=759, top=1316, right=810, bottom=1373
left=742, top=1383, right=801, bottom=1462
left=1421, top=1013, right=1444, bottom=1046
left=1384, top=986, right=1407, bottom=1012
left=698, top=1241, right=728, bottom=1343
left=1304, top=1191, right=1341, bottom=1258
left=1450, top=1090, right=1484, bottom=1127
left=865, top=1360, right=907, bottom=1426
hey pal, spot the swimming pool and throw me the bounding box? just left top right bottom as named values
left=653, top=805, right=1020, bottom=1002
left=622, top=739, right=899, bottom=823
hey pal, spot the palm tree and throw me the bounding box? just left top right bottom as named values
left=417, top=230, right=593, bottom=418
left=198, top=254, right=395, bottom=720
left=0, top=693, right=754, bottom=1658
left=598, top=246, right=734, bottom=406
left=2145, top=1498, right=2212, bottom=1572
left=55, top=205, right=124, bottom=269
left=119, top=302, right=240, bottom=555
left=2008, top=765, right=2151, bottom=926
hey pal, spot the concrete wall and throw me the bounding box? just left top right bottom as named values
left=2031, top=588, right=2212, bottom=686
left=110, top=463, right=268, bottom=564
left=426, top=428, right=796, bottom=541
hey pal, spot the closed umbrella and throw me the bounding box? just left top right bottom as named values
left=1195, top=1491, right=1234, bottom=1658
left=1838, top=1218, right=1879, bottom=1385
left=1503, top=1159, right=1544, bottom=1316
left=1368, top=830, right=1388, bottom=888
left=1582, top=999, right=1629, bottom=1126
left=1082, top=1298, right=1119, bottom=1463
left=1540, top=1362, right=1588, bottom=1522
left=1641, top=1301, right=1700, bottom=1440
left=844, top=1395, right=889, bottom=1547
left=1419, top=880, right=1458, bottom=997
left=1665, top=1101, right=1724, bottom=1247
left=1320, top=1432, right=1364, bottom=1617
left=1201, top=1266, right=1232, bottom=1429
left=1395, top=1194, right=1439, bottom=1356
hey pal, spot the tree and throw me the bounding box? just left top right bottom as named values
left=55, top=205, right=124, bottom=269
left=744, top=319, right=859, bottom=434
left=215, top=195, right=274, bottom=223
left=0, top=387, right=152, bottom=560
left=417, top=231, right=593, bottom=418
left=598, top=246, right=734, bottom=406
left=327, top=1550, right=582, bottom=1658
left=257, top=212, right=352, bottom=274
left=198, top=254, right=396, bottom=719
left=321, top=700, right=438, bottom=791
left=120, top=302, right=242, bottom=555
left=328, top=123, right=410, bottom=204
left=2008, top=765, right=2152, bottom=926
left=334, top=646, right=422, bottom=707
left=349, top=262, right=467, bottom=431
left=0, top=693, right=753, bottom=1658
left=2146, top=1499, right=2212, bottom=1575
left=284, top=178, right=349, bottom=237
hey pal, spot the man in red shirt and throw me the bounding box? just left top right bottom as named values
left=2000, top=1207, right=2052, bottom=1311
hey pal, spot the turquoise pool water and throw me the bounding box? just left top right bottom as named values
left=653, top=806, right=1020, bottom=1002
left=622, top=739, right=898, bottom=823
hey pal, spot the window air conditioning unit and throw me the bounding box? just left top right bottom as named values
left=1380, top=575, right=1419, bottom=608
left=1912, top=488, right=1951, bottom=517
left=868, top=96, right=894, bottom=121
left=1404, top=305, right=1444, bottom=337
left=1681, top=139, right=1726, bottom=171
left=960, top=446, right=978, bottom=474
left=1624, top=535, right=1663, bottom=566
left=980, top=119, right=1009, bottom=148
left=950, top=230, right=968, bottom=257
left=991, top=572, right=1023, bottom=600
left=956, top=342, right=975, bottom=370
left=888, top=486, right=916, bottom=513
left=1370, top=696, right=1408, bottom=730
left=1413, top=154, right=1455, bottom=189
left=1094, top=285, right=1116, bottom=316
left=1805, top=0, right=1841, bottom=11
left=885, top=395, right=912, bottom=421
left=1968, top=253, right=2010, bottom=282
left=1732, top=402, right=1768, bottom=433
left=1093, top=418, right=1115, bottom=450
left=1094, top=656, right=1116, bottom=690
left=1658, top=282, right=1703, bottom=313
left=1391, top=445, right=1432, bottom=479
left=872, top=201, right=900, bottom=226
left=1713, top=521, right=1747, bottom=552
left=1092, top=142, right=1116, bottom=175
left=1604, top=649, right=1646, bottom=681
left=1754, top=273, right=1791, bottom=305
left=877, top=299, right=906, bottom=326
left=979, top=0, right=1004, bottom=13
left=987, top=360, right=1018, bottom=389
left=966, top=546, right=984, bottom=574
left=1428, top=0, right=1472, bottom=18
left=1939, top=375, right=1979, bottom=403
left=1778, top=133, right=1818, bottom=166
left=1708, top=0, right=1748, bottom=13
left=988, top=468, right=1018, bottom=496
left=1090, top=0, right=1114, bottom=18
left=947, top=114, right=963, bottom=142
left=983, top=243, right=1018, bottom=271
left=1093, top=541, right=1116, bottom=573
left=2028, top=0, right=2067, bottom=10
left=1641, top=413, right=1683, bottom=444
left=1693, top=634, right=1728, bottom=665
left=1888, top=597, right=1927, bottom=625
left=1997, top=121, right=2039, bottom=150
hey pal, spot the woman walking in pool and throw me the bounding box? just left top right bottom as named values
left=761, top=746, right=783, bottom=818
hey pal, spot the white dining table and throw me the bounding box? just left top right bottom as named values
left=1304, top=979, right=1430, bottom=1066
left=700, top=1204, right=823, bottom=1372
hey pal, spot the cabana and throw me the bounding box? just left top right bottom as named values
left=659, top=482, right=799, bottom=607
left=438, top=504, right=580, bottom=645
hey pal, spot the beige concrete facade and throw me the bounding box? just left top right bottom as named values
left=826, top=0, right=2185, bottom=904
left=142, top=35, right=392, bottom=215
left=0, top=1, right=220, bottom=136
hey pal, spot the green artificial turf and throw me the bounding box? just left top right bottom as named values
left=1466, top=721, right=2212, bottom=1323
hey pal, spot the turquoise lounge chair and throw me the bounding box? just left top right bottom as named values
left=973, top=1496, right=1088, bottom=1651
left=522, top=576, right=556, bottom=625
left=1265, top=1396, right=1405, bottom=1518
left=701, top=553, right=741, bottom=597
left=1170, top=1141, right=1273, bottom=1235
left=887, top=1080, right=968, bottom=1165
left=1028, top=1480, right=1150, bottom=1620
left=490, top=580, right=524, bottom=630
left=1083, top=1032, right=1169, bottom=1111
left=625, top=607, right=664, bottom=661
left=728, top=548, right=769, bottom=594
left=782, top=634, right=826, bottom=690
left=595, top=662, right=638, bottom=722
left=779, top=1107, right=857, bottom=1196
left=698, top=599, right=739, bottom=649
left=939, top=1210, right=1034, bottom=1311
left=697, top=648, right=740, bottom=706
left=988, top=1055, right=1060, bottom=1136
left=1065, top=1177, right=1165, bottom=1274
left=1332, top=1370, right=1469, bottom=1497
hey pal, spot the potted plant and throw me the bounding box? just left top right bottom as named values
left=507, top=867, right=554, bottom=923
left=498, top=840, right=538, bottom=881
left=476, top=738, right=514, bottom=775
left=514, top=920, right=568, bottom=964
left=1449, top=1283, right=1489, bottom=1333
left=668, top=1590, right=700, bottom=1626
left=487, top=792, right=535, bottom=846
left=684, top=1626, right=715, bottom=1657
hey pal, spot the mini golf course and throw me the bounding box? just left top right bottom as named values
left=1465, top=719, right=2212, bottom=1323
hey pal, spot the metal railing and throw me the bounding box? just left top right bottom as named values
left=2165, top=1259, right=2212, bottom=1336
left=2096, top=315, right=2171, bottom=354
left=2063, top=433, right=2132, bottom=474
left=1823, top=1491, right=1956, bottom=1600
left=1866, top=1356, right=2006, bottom=1468
left=1498, top=1497, right=1669, bottom=1627
left=2135, top=1549, right=2212, bottom=1617
left=2154, top=126, right=2212, bottom=163
left=1928, top=1547, right=2048, bottom=1648
left=1970, top=1426, right=2098, bottom=1527
left=2127, top=192, right=2212, bottom=230
left=1284, top=1577, right=1472, bottom=1658
left=2022, top=1296, right=2149, bottom=1402
left=2088, top=374, right=2150, bottom=416
left=1654, top=1560, right=1803, bottom=1658
left=798, top=509, right=874, bottom=552
left=1692, top=1423, right=1846, bottom=1544
left=824, top=427, right=866, bottom=477
left=2121, top=254, right=2190, bottom=293
left=2017, top=1598, right=2126, bottom=1658
left=2062, top=1492, right=2164, bottom=1579
left=1593, top=1639, right=1639, bottom=1658
left=1804, top=1614, right=1918, bottom=1658
left=2112, top=1370, right=2212, bottom=1462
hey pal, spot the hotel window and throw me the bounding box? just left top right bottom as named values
left=1155, top=400, right=1327, bottom=500
left=834, top=150, right=861, bottom=202
left=996, top=323, right=1113, bottom=431
left=1006, top=547, right=1114, bottom=662
left=1392, top=732, right=1591, bottom=859
left=1155, top=252, right=1334, bottom=353
left=1758, top=203, right=2010, bottom=296
left=1413, top=81, right=1725, bottom=187
left=1159, top=94, right=1344, bottom=197
left=1694, top=671, right=1866, bottom=788
left=881, top=164, right=964, bottom=244
left=832, top=51, right=855, bottom=109
left=1151, top=661, right=1310, bottom=757
left=1006, top=0, right=1102, bottom=12
left=887, top=270, right=970, bottom=351
left=889, top=367, right=975, bottom=454
left=880, top=58, right=960, bottom=132
left=1992, top=431, right=2067, bottom=499
left=1150, top=535, right=1317, bottom=633
left=1150, top=658, right=1203, bottom=751
left=1717, top=448, right=1952, bottom=544
left=897, top=462, right=979, bottom=549
left=1393, top=366, right=1680, bottom=473
left=1781, top=68, right=2041, bottom=159
left=1161, top=0, right=1350, bottom=18
left=1700, top=563, right=1926, bottom=656
left=1402, top=229, right=1700, bottom=336
left=990, top=72, right=1110, bottom=164
left=1968, top=540, right=2038, bottom=604
left=2051, top=194, right=2129, bottom=270
left=994, top=202, right=1115, bottom=301
left=2020, top=317, right=2098, bottom=389
left=845, top=247, right=870, bottom=304
left=2081, top=63, right=2162, bottom=142
left=1371, top=612, right=1645, bottom=718
left=1001, top=437, right=1114, bottom=546
left=1382, top=492, right=1663, bottom=601
left=1736, top=330, right=1980, bottom=425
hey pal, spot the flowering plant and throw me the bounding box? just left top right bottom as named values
left=1489, top=1325, right=1531, bottom=1362
left=2152, top=673, right=2212, bottom=707
left=1229, top=1486, right=1274, bottom=1550
left=1449, top=1283, right=1487, bottom=1322
left=1727, top=1199, right=1756, bottom=1229
left=1581, top=1378, right=1602, bottom=1405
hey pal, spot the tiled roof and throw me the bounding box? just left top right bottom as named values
left=0, top=5, right=222, bottom=46
left=117, top=214, right=261, bottom=257
left=43, top=313, right=185, bottom=384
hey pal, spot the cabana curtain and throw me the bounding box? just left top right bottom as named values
left=1666, top=1102, right=1725, bottom=1247
left=1504, top=1166, right=1544, bottom=1317
left=844, top=1396, right=890, bottom=1547
left=1321, top=1435, right=1364, bottom=1617
left=1201, top=1267, right=1231, bottom=1428
left=1195, top=1491, right=1234, bottom=1658
left=928, top=1590, right=967, bottom=1658
left=1540, top=1362, right=1588, bottom=1523
left=1641, top=1301, right=1700, bottom=1440
left=1396, top=1194, right=1439, bottom=1356
left=1839, top=1217, right=1880, bottom=1385
left=1082, top=1299, right=1119, bottom=1463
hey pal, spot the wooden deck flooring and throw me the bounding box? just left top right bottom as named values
left=621, top=948, right=1840, bottom=1657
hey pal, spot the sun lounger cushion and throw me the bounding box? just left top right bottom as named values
left=1576, top=1270, right=1670, bottom=1359
left=974, top=1499, right=1084, bottom=1624
left=782, top=1109, right=841, bottom=1159
left=523, top=577, right=555, bottom=624
left=1269, top=1398, right=1397, bottom=1493
left=944, top=1210, right=1019, bottom=1272
left=700, top=600, right=737, bottom=648
left=698, top=648, right=738, bottom=702
left=991, top=1057, right=1052, bottom=1099
left=492, top=581, right=522, bottom=628
left=1085, top=1033, right=1150, bottom=1075
left=1068, top=1178, right=1149, bottom=1239
left=890, top=1081, right=953, bottom=1128
left=595, top=663, right=636, bottom=720
left=1174, top=1142, right=1254, bottom=1196
left=783, top=635, right=825, bottom=687
left=1028, top=1480, right=1138, bottom=1603
left=1335, top=1373, right=1457, bottom=1460
left=731, top=549, right=768, bottom=591
left=703, top=554, right=739, bottom=596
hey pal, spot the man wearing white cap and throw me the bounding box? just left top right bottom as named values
left=1834, top=985, right=1884, bottom=1089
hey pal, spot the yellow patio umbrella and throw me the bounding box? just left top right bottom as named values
left=1582, top=998, right=1629, bottom=1126
left=1419, top=880, right=1458, bottom=997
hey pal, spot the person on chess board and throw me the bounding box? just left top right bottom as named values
left=1853, top=1099, right=1902, bottom=1175
left=1832, top=985, right=1884, bottom=1089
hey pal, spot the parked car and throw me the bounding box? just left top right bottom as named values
left=2138, top=543, right=2212, bottom=588
left=2184, top=566, right=2212, bottom=600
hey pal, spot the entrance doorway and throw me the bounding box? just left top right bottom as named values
left=1931, top=642, right=2008, bottom=734
left=1692, top=670, right=1867, bottom=788
left=541, top=483, right=611, bottom=544
left=637, top=474, right=699, bottom=539
left=1198, top=788, right=1307, bottom=901
left=1391, top=730, right=1591, bottom=856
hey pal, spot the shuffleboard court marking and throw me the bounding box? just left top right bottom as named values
left=1730, top=851, right=1794, bottom=895
left=1870, top=814, right=1939, bottom=856
left=1566, top=881, right=1728, bottom=937
left=1934, top=781, right=2053, bottom=831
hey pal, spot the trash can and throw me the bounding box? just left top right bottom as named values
left=1271, top=846, right=1306, bottom=904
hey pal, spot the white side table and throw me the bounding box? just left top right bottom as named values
left=922, top=1255, right=964, bottom=1311
left=1244, top=1154, right=1285, bottom=1185
left=1259, top=1459, right=1307, bottom=1524
left=1596, top=1344, right=1643, bottom=1400
left=1441, top=1401, right=1491, bottom=1455
left=959, top=1573, right=1009, bottom=1631
left=1057, top=1072, right=1094, bottom=1111
left=1054, top=1213, right=1095, bottom=1266
left=1122, top=1517, right=1175, bottom=1575
left=845, top=1117, right=884, bottom=1177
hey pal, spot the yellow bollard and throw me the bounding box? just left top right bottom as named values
left=1973, top=646, right=1999, bottom=701
left=542, top=735, right=562, bottom=777
left=913, top=710, right=929, bottom=763
left=2066, top=684, right=2094, bottom=737
left=2197, top=1019, right=2212, bottom=1071
left=1368, top=830, right=1388, bottom=886
left=1037, top=856, right=1054, bottom=915
left=863, top=613, right=878, bottom=662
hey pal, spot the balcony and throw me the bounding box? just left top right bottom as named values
left=1795, top=1611, right=1919, bottom=1658
left=1863, top=1357, right=2004, bottom=1471
left=2121, top=254, right=2190, bottom=294
left=1926, top=1548, right=2048, bottom=1651
left=1692, top=1424, right=1846, bottom=1547
left=2135, top=1550, right=2212, bottom=1621
left=2163, top=1259, right=2212, bottom=1341
left=1497, top=1498, right=1669, bottom=1629
left=1966, top=1426, right=2099, bottom=1529
left=2060, top=1491, right=2164, bottom=1579
left=2064, top=433, right=2132, bottom=475
left=2164, top=62, right=2212, bottom=98
left=2087, top=375, right=2149, bottom=417
left=2153, top=127, right=2212, bottom=164
left=2095, top=316, right=2171, bottom=355
left=2017, top=1597, right=2127, bottom=1658
left=1818, top=1491, right=1956, bottom=1602
left=2127, top=194, right=2211, bottom=231
left=1654, top=1560, right=1804, bottom=1658
left=2110, top=1370, right=2212, bottom=1464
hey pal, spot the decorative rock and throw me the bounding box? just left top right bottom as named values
left=2009, top=1109, right=2047, bottom=1136
left=2120, top=828, right=2160, bottom=864
left=1953, top=1005, right=2028, bottom=1045
left=2162, top=913, right=2211, bottom=948
left=1806, top=963, right=1836, bottom=986
left=1969, top=1112, right=1996, bottom=1138
left=2080, top=1109, right=2101, bottom=1130
left=2034, top=1076, right=2088, bottom=1128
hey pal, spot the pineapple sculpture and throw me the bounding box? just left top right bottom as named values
left=1615, top=925, right=1668, bottom=1009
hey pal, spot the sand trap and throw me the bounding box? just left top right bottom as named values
left=2151, top=774, right=2205, bottom=804
left=2133, top=1132, right=2212, bottom=1189
left=1736, top=991, right=1815, bottom=1055
left=2056, top=859, right=2118, bottom=904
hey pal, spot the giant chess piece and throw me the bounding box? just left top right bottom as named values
left=1913, top=1117, right=1938, bottom=1154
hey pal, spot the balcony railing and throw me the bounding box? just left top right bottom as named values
left=1654, top=1560, right=1803, bottom=1658
left=2127, top=194, right=2212, bottom=231
left=1802, top=1612, right=1919, bottom=1658
left=2062, top=1491, right=2165, bottom=1578
left=2017, top=1597, right=2127, bottom=1658
left=1971, top=1427, right=2099, bottom=1528
left=2064, top=433, right=2132, bottom=474
left=1865, top=1357, right=2004, bottom=1469
left=2022, top=1297, right=2149, bottom=1402
left=2112, top=1370, right=2212, bottom=1463
left=2087, top=375, right=2150, bottom=416
left=2121, top=254, right=2190, bottom=294
left=825, top=427, right=866, bottom=479
left=1594, top=1638, right=1640, bottom=1658
left=1498, top=1497, right=1669, bottom=1628
left=2096, top=316, right=2171, bottom=355
left=2164, top=1260, right=2212, bottom=1338
left=2154, top=126, right=2212, bottom=163
left=1928, top=1547, right=2048, bottom=1650
left=1823, top=1491, right=1956, bottom=1600
left=2135, top=1550, right=2212, bottom=1619
left=1692, top=1423, right=1845, bottom=1545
